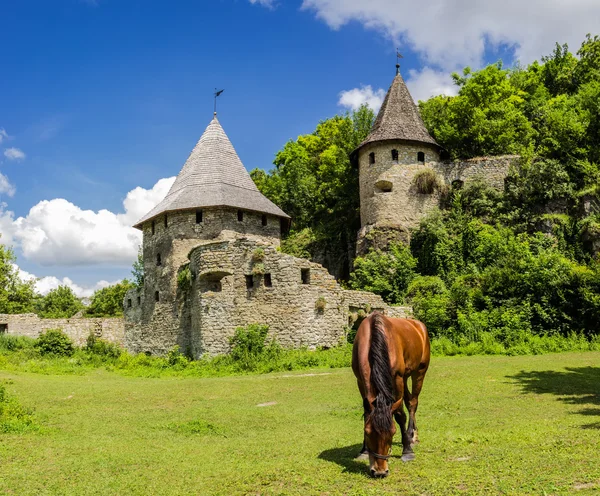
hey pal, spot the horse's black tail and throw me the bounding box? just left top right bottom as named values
left=368, top=312, right=394, bottom=434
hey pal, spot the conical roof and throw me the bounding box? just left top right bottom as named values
left=356, top=71, right=439, bottom=151
left=134, top=115, right=289, bottom=229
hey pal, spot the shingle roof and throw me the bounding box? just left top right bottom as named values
left=134, top=115, right=289, bottom=229
left=355, top=72, right=439, bottom=151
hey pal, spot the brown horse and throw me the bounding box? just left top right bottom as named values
left=352, top=312, right=430, bottom=477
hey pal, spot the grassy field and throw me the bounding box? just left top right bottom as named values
left=0, top=352, right=599, bottom=495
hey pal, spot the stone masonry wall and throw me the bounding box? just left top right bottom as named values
left=0, top=314, right=124, bottom=347
left=435, top=155, right=519, bottom=189
left=187, top=238, right=348, bottom=356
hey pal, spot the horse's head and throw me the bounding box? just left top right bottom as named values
left=364, top=402, right=396, bottom=477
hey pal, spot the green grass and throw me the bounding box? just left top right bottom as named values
left=1, top=352, right=599, bottom=495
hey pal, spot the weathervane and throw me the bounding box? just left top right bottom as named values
left=214, top=88, right=224, bottom=114
left=396, top=49, right=403, bottom=74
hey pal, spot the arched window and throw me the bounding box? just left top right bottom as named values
left=369, top=152, right=375, bottom=165
left=151, top=220, right=155, bottom=235
left=156, top=253, right=162, bottom=266
left=154, top=291, right=160, bottom=302
left=238, top=210, right=244, bottom=222
left=262, top=214, right=267, bottom=226
left=417, top=152, right=425, bottom=164
left=196, top=210, right=203, bottom=224
left=164, top=215, right=168, bottom=228
left=391, top=149, right=399, bottom=162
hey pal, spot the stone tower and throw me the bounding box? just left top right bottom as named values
left=352, top=67, right=442, bottom=255
left=125, top=113, right=290, bottom=356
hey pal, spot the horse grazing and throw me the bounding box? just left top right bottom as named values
left=352, top=312, right=430, bottom=478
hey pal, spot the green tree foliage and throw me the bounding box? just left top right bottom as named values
left=86, top=280, right=134, bottom=317
left=349, top=243, right=417, bottom=303
left=36, top=285, right=84, bottom=319
left=251, top=105, right=375, bottom=278
left=131, top=246, right=144, bottom=289
left=0, top=241, right=36, bottom=314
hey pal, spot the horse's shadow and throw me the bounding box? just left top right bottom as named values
left=318, top=443, right=405, bottom=475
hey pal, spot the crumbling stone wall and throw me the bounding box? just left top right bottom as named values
left=0, top=314, right=124, bottom=347
left=187, top=238, right=348, bottom=356
left=434, top=155, right=519, bottom=189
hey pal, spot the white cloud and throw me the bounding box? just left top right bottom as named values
left=0, top=129, right=8, bottom=144
left=14, top=264, right=117, bottom=298
left=248, top=0, right=277, bottom=8
left=301, top=0, right=600, bottom=69
left=406, top=67, right=458, bottom=103
left=0, top=176, right=175, bottom=267
left=4, top=148, right=26, bottom=161
left=338, top=85, right=386, bottom=112
left=0, top=173, right=16, bottom=198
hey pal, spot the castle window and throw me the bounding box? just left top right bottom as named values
left=245, top=275, right=254, bottom=289
left=262, top=214, right=268, bottom=226
left=127, top=299, right=132, bottom=308
left=391, top=149, right=399, bottom=162
left=238, top=210, right=244, bottom=222
left=369, top=152, right=375, bottom=165
left=417, top=152, right=425, bottom=164
left=301, top=268, right=310, bottom=285
left=375, top=180, right=393, bottom=193
left=151, top=220, right=155, bottom=235
left=156, top=253, right=162, bottom=266
left=264, top=273, right=272, bottom=287
left=0, top=324, right=7, bottom=334
left=196, top=210, right=203, bottom=224
left=280, top=218, right=289, bottom=235
left=154, top=291, right=160, bottom=302
left=137, top=296, right=141, bottom=305
left=164, top=215, right=168, bottom=228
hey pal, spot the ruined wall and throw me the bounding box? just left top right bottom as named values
left=434, top=155, right=519, bottom=189
left=187, top=238, right=348, bottom=356
left=0, top=314, right=124, bottom=347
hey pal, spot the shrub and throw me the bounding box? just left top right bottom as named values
left=251, top=263, right=265, bottom=276
left=166, top=346, right=189, bottom=368
left=228, top=324, right=281, bottom=371
left=84, top=333, right=122, bottom=359
left=251, top=248, right=265, bottom=262
left=35, top=329, right=74, bottom=356
left=177, top=266, right=192, bottom=291
left=86, top=280, right=134, bottom=317
left=36, top=285, right=84, bottom=319
left=413, top=169, right=443, bottom=194
left=315, top=297, right=327, bottom=312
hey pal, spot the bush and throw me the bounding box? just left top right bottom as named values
left=35, top=329, right=74, bottom=357
left=84, top=333, right=122, bottom=359
left=413, top=169, right=443, bottom=194
left=0, top=335, right=35, bottom=352
left=228, top=324, right=281, bottom=371
left=177, top=266, right=192, bottom=291
left=315, top=297, right=327, bottom=312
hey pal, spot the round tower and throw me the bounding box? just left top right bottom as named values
left=352, top=66, right=442, bottom=255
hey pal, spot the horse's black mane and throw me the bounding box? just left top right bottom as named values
left=368, top=312, right=394, bottom=434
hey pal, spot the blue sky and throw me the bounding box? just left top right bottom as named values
left=1, top=0, right=599, bottom=296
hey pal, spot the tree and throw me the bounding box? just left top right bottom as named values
left=86, top=280, right=134, bottom=317
left=37, top=285, right=84, bottom=319
left=131, top=246, right=144, bottom=289
left=250, top=105, right=375, bottom=279
left=0, top=240, right=36, bottom=314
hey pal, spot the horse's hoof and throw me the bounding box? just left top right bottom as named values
left=355, top=452, right=369, bottom=461
left=401, top=452, right=415, bottom=462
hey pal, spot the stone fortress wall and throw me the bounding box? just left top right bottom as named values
left=0, top=313, right=124, bottom=347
